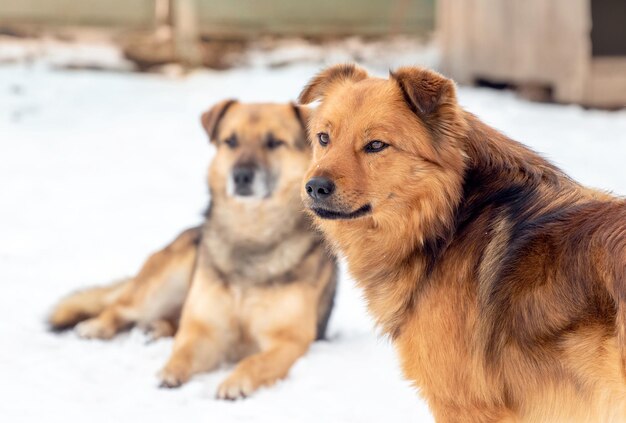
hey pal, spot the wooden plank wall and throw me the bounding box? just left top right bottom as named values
left=0, top=0, right=156, bottom=27
left=196, top=0, right=434, bottom=37
left=0, top=0, right=435, bottom=36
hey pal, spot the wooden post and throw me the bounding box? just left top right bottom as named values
left=172, top=0, right=202, bottom=67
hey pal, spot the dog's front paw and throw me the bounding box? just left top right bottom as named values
left=75, top=318, right=115, bottom=340
left=158, top=364, right=190, bottom=389
left=216, top=371, right=255, bottom=400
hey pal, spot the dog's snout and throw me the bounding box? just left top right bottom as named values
left=305, top=177, right=335, bottom=200
left=233, top=166, right=255, bottom=186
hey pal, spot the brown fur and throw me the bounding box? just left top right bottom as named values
left=49, top=101, right=337, bottom=400
left=299, top=64, right=626, bottom=422
left=49, top=227, right=200, bottom=339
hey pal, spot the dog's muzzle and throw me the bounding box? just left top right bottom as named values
left=305, top=176, right=371, bottom=220
left=233, top=165, right=255, bottom=196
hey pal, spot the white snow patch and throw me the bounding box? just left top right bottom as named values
left=0, top=35, right=135, bottom=71
left=244, top=36, right=439, bottom=72
left=0, top=34, right=437, bottom=74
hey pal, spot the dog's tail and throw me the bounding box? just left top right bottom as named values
left=47, top=278, right=130, bottom=331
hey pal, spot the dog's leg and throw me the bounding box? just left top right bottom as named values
left=216, top=335, right=309, bottom=400
left=216, top=282, right=318, bottom=400
left=159, top=320, right=228, bottom=388
left=144, top=319, right=177, bottom=342
left=159, top=256, right=234, bottom=388
left=75, top=304, right=134, bottom=339
left=74, top=227, right=200, bottom=340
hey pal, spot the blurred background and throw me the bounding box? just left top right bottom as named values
left=0, top=1, right=624, bottom=423
left=1, top=0, right=624, bottom=107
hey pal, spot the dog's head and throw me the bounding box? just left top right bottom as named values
left=299, top=64, right=468, bottom=246
left=201, top=101, right=311, bottom=204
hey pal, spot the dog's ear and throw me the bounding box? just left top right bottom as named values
left=200, top=99, right=237, bottom=142
left=390, top=67, right=457, bottom=118
left=390, top=67, right=467, bottom=139
left=298, top=64, right=369, bottom=104
left=291, top=103, right=313, bottom=148
left=290, top=103, right=311, bottom=132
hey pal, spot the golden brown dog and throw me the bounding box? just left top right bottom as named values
left=299, top=64, right=626, bottom=422
left=49, top=101, right=337, bottom=400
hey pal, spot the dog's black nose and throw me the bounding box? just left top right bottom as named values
left=233, top=166, right=255, bottom=187
left=306, top=177, right=335, bottom=200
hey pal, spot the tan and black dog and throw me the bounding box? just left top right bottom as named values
left=299, top=64, right=626, bottom=422
left=49, top=101, right=337, bottom=400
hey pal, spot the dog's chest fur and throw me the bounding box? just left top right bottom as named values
left=202, top=204, right=319, bottom=286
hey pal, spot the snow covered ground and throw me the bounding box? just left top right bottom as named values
left=0, top=44, right=625, bottom=423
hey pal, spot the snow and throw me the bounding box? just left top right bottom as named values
left=0, top=45, right=625, bottom=423
left=0, top=35, right=136, bottom=71
left=0, top=35, right=438, bottom=72
left=243, top=36, right=439, bottom=70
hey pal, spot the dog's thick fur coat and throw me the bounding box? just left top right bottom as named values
left=50, top=101, right=337, bottom=400
left=299, top=64, right=626, bottom=422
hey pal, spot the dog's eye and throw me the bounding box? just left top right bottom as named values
left=364, top=140, right=389, bottom=153
left=266, top=137, right=285, bottom=150
left=317, top=132, right=330, bottom=147
left=224, top=135, right=238, bottom=149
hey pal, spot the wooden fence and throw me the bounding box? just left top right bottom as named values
left=0, top=0, right=434, bottom=36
